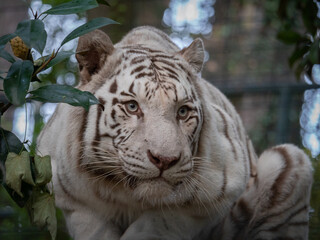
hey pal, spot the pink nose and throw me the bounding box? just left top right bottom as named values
left=147, top=150, right=180, bottom=171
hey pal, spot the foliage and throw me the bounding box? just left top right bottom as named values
left=257, top=0, right=320, bottom=81
left=30, top=85, right=100, bottom=111
left=276, top=0, right=320, bottom=81
left=0, top=0, right=116, bottom=239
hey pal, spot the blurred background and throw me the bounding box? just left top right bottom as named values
left=0, top=0, right=319, bottom=239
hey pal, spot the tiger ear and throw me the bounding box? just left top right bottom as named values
left=76, top=29, right=114, bottom=83
left=179, top=38, right=204, bottom=73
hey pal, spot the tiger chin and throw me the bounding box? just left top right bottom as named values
left=38, top=26, right=313, bottom=240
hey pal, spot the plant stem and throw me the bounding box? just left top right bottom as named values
left=29, top=7, right=36, bottom=19
left=32, top=51, right=56, bottom=77
left=40, top=14, right=49, bottom=21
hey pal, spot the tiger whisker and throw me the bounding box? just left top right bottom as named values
left=77, top=160, right=120, bottom=169
left=83, top=152, right=120, bottom=160
left=88, top=171, right=123, bottom=182
left=187, top=175, right=213, bottom=216
left=80, top=161, right=120, bottom=167
left=192, top=156, right=212, bottom=162
left=110, top=174, right=130, bottom=192
left=86, top=169, right=124, bottom=182
left=80, top=157, right=119, bottom=162
left=82, top=164, right=122, bottom=173
left=184, top=176, right=211, bottom=216
left=189, top=172, right=230, bottom=219
left=82, top=166, right=121, bottom=173
left=79, top=139, right=115, bottom=147
left=81, top=149, right=118, bottom=158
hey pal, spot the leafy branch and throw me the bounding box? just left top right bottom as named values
left=274, top=0, right=320, bottom=81
left=0, top=0, right=116, bottom=239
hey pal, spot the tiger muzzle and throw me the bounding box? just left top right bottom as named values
left=147, top=150, right=180, bottom=172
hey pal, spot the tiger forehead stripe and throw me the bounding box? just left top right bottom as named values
left=130, top=65, right=147, bottom=75
left=120, top=91, right=135, bottom=97
left=153, top=58, right=177, bottom=70
left=126, top=49, right=148, bottom=55
left=122, top=45, right=164, bottom=53
left=109, top=80, right=117, bottom=93
left=162, top=66, right=179, bottom=77
left=131, top=56, right=145, bottom=65
left=128, top=82, right=136, bottom=96
left=135, top=72, right=153, bottom=80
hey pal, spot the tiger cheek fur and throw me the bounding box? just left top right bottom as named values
left=37, top=27, right=313, bottom=240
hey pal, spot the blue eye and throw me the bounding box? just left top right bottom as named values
left=125, top=101, right=139, bottom=113
left=177, top=106, right=189, bottom=119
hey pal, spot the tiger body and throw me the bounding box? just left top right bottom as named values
left=37, top=26, right=313, bottom=240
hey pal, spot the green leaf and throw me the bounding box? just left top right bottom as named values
left=42, top=0, right=72, bottom=6
left=0, top=128, right=32, bottom=208
left=3, top=60, right=34, bottom=106
left=30, top=84, right=100, bottom=111
left=0, top=128, right=25, bottom=165
left=294, top=57, right=309, bottom=80
left=27, top=190, right=57, bottom=240
left=44, top=0, right=98, bottom=15
left=276, top=29, right=302, bottom=45
left=0, top=46, right=16, bottom=63
left=308, top=39, right=319, bottom=64
left=0, top=33, right=16, bottom=47
left=34, top=155, right=52, bottom=186
left=301, top=0, right=318, bottom=35
left=5, top=151, right=35, bottom=197
left=289, top=45, right=309, bottom=68
left=44, top=51, right=74, bottom=69
left=61, top=17, right=118, bottom=46
left=97, top=0, right=110, bottom=6
left=15, top=19, right=47, bottom=54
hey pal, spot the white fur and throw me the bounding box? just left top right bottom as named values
left=38, top=27, right=312, bottom=240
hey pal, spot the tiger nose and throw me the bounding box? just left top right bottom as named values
left=147, top=150, right=180, bottom=171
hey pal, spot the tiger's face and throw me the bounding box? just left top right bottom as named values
left=77, top=30, right=205, bottom=206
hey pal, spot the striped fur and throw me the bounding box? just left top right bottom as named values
left=37, top=26, right=313, bottom=240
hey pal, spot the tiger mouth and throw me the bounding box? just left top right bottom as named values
left=125, top=174, right=183, bottom=189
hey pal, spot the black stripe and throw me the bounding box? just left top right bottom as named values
left=126, top=50, right=147, bottom=55
left=214, top=107, right=238, bottom=161
left=268, top=146, right=293, bottom=208
left=251, top=205, right=308, bottom=238
left=130, top=65, right=147, bottom=75
left=109, top=80, right=118, bottom=93
left=78, top=109, right=88, bottom=168
left=135, top=72, right=153, bottom=79
left=57, top=172, right=82, bottom=205
left=131, top=56, right=145, bottom=65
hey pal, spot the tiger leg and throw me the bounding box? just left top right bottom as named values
left=64, top=208, right=122, bottom=240
left=120, top=210, right=213, bottom=240
left=221, top=144, right=313, bottom=240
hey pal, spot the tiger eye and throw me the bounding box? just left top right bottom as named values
left=125, top=101, right=139, bottom=113
left=177, top=106, right=190, bottom=120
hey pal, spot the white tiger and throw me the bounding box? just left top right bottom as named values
left=37, top=26, right=313, bottom=240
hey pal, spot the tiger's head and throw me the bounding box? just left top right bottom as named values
left=76, top=29, right=206, bottom=206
